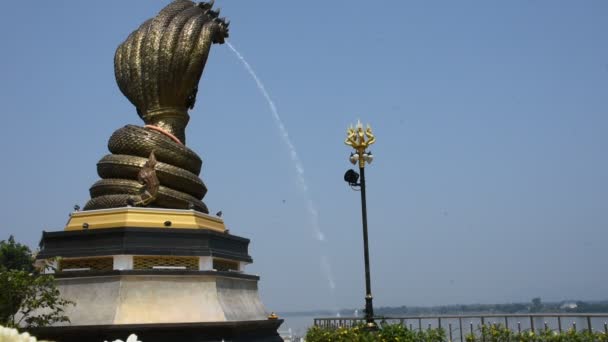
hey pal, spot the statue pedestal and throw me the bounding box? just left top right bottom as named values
left=33, top=208, right=283, bottom=341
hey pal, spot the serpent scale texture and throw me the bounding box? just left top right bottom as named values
left=84, top=1, right=229, bottom=214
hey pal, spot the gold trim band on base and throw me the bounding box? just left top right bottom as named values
left=66, top=207, right=226, bottom=232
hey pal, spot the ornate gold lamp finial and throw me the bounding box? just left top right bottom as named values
left=345, top=120, right=375, bottom=168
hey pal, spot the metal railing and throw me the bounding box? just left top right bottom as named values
left=314, top=314, right=608, bottom=342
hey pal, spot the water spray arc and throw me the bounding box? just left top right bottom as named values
left=226, top=41, right=338, bottom=296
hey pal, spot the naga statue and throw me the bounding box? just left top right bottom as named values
left=84, top=0, right=229, bottom=213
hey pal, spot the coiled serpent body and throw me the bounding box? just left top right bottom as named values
left=84, top=125, right=209, bottom=213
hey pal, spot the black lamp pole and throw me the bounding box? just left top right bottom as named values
left=344, top=121, right=377, bottom=330
left=358, top=166, right=376, bottom=329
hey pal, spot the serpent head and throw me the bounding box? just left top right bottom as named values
left=114, top=0, right=230, bottom=144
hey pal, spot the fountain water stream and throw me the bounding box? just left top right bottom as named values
left=226, top=42, right=337, bottom=297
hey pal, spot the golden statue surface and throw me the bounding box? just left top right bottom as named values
left=84, top=0, right=229, bottom=213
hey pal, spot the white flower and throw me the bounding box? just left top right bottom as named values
left=105, top=334, right=141, bottom=342
left=0, top=326, right=38, bottom=342
left=126, top=334, right=141, bottom=342
left=0, top=326, right=141, bottom=342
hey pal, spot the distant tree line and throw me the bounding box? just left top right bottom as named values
left=370, top=297, right=608, bottom=316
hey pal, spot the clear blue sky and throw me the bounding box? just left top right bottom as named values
left=0, top=1, right=607, bottom=312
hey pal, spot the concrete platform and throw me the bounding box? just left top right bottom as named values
left=49, top=272, right=270, bottom=325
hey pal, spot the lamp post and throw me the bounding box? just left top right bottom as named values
left=344, top=120, right=377, bottom=330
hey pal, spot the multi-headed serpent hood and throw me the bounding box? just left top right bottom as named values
left=114, top=0, right=229, bottom=144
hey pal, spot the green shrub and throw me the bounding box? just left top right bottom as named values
left=0, top=236, right=73, bottom=328
left=305, top=322, right=445, bottom=342
left=464, top=324, right=608, bottom=342
left=306, top=323, right=608, bottom=342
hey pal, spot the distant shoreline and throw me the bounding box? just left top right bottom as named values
left=279, top=299, right=608, bottom=317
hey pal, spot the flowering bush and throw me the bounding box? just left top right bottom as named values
left=0, top=326, right=141, bottom=342
left=0, top=326, right=47, bottom=342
